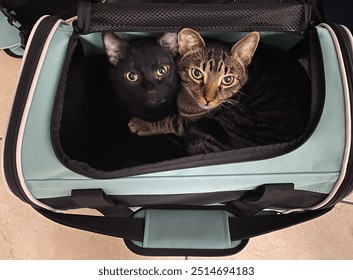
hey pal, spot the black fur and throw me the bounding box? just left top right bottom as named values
left=108, top=37, right=180, bottom=121
left=59, top=39, right=185, bottom=171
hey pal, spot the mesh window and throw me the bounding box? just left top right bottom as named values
left=81, top=1, right=308, bottom=33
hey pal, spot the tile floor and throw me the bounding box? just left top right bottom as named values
left=0, top=50, right=352, bottom=260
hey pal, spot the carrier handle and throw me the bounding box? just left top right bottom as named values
left=36, top=206, right=331, bottom=243
left=76, top=0, right=311, bottom=34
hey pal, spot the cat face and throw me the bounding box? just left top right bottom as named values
left=177, top=28, right=260, bottom=110
left=103, top=32, right=179, bottom=121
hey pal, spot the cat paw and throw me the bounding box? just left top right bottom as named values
left=128, top=117, right=155, bottom=136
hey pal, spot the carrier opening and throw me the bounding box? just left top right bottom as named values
left=51, top=30, right=324, bottom=178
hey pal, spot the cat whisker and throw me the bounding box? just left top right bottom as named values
left=236, top=90, right=246, bottom=97
left=222, top=99, right=247, bottom=113
left=217, top=105, right=225, bottom=115
left=220, top=103, right=239, bottom=119
left=231, top=90, right=246, bottom=97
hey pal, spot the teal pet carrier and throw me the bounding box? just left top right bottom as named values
left=2, top=0, right=353, bottom=256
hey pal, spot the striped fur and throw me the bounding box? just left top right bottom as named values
left=129, top=29, right=311, bottom=156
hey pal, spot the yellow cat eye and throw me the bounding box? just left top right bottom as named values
left=222, top=76, right=234, bottom=86
left=125, top=72, right=139, bottom=82
left=191, top=68, right=204, bottom=80
left=156, top=65, right=170, bottom=77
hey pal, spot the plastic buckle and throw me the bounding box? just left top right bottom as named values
left=0, top=3, right=18, bottom=26
left=19, top=25, right=30, bottom=47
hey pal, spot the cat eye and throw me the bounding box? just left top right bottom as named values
left=125, top=72, right=139, bottom=82
left=222, top=76, right=234, bottom=86
left=156, top=65, right=170, bottom=78
left=191, top=68, right=204, bottom=80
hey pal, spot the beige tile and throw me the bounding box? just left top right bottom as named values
left=0, top=51, right=22, bottom=138
left=0, top=171, right=182, bottom=260
left=345, top=191, right=353, bottom=202
left=0, top=50, right=352, bottom=260
left=191, top=205, right=353, bottom=260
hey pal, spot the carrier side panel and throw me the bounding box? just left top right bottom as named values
left=20, top=27, right=346, bottom=201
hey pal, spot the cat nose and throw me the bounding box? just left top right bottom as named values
left=203, top=83, right=218, bottom=106
left=204, top=96, right=215, bottom=106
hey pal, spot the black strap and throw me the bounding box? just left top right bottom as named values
left=229, top=207, right=331, bottom=240
left=226, top=183, right=295, bottom=216
left=36, top=206, right=332, bottom=242
left=37, top=208, right=145, bottom=242
left=71, top=189, right=133, bottom=217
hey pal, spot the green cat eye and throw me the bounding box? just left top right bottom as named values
left=222, top=76, right=234, bottom=85
left=191, top=68, right=204, bottom=80
left=125, top=72, right=139, bottom=82
left=156, top=65, right=170, bottom=77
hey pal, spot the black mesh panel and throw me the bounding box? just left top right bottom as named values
left=80, top=1, right=308, bottom=33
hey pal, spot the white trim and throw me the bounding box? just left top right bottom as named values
left=340, top=25, right=353, bottom=200
left=284, top=24, right=353, bottom=214
left=2, top=16, right=68, bottom=213
left=1, top=16, right=50, bottom=199
left=341, top=25, right=353, bottom=80
left=65, top=16, right=77, bottom=24
left=0, top=42, right=22, bottom=50
left=341, top=25, right=353, bottom=47
left=16, top=18, right=69, bottom=213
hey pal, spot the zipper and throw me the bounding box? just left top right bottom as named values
left=3, top=16, right=60, bottom=205
left=324, top=24, right=353, bottom=208
left=279, top=23, right=353, bottom=215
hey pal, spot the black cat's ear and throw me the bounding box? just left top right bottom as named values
left=178, top=28, right=206, bottom=56
left=102, top=32, right=128, bottom=66
left=158, top=32, right=178, bottom=56
left=231, top=32, right=260, bottom=67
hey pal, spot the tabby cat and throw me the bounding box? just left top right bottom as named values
left=128, top=28, right=311, bottom=155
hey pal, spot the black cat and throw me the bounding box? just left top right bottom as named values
left=59, top=33, right=185, bottom=171
left=102, top=31, right=179, bottom=121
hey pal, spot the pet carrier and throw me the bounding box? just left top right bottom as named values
left=2, top=0, right=353, bottom=256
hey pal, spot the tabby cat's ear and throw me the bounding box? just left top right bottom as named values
left=231, top=32, right=260, bottom=67
left=178, top=28, right=206, bottom=56
left=158, top=32, right=178, bottom=56
left=102, top=32, right=128, bottom=66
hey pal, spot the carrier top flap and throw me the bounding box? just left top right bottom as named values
left=76, top=0, right=313, bottom=34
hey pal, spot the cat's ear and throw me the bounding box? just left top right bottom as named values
left=231, top=32, right=260, bottom=67
left=178, top=28, right=206, bottom=56
left=102, top=32, right=128, bottom=66
left=158, top=32, right=178, bottom=56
